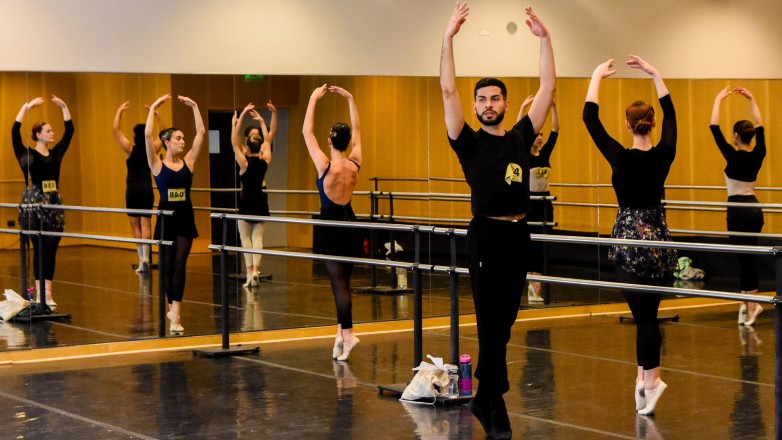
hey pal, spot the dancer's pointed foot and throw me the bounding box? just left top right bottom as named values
left=489, top=396, right=512, bottom=439
left=468, top=397, right=491, bottom=436
left=635, top=380, right=646, bottom=412
left=744, top=305, right=763, bottom=326
left=167, top=311, right=184, bottom=334
left=638, top=380, right=667, bottom=416
left=332, top=338, right=343, bottom=359
left=737, top=303, right=748, bottom=324
left=336, top=337, right=359, bottom=361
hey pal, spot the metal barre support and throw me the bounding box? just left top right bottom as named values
left=776, top=251, right=782, bottom=436
left=37, top=203, right=173, bottom=217
left=213, top=212, right=776, bottom=257
left=448, top=229, right=459, bottom=366
left=210, top=247, right=775, bottom=305
left=193, top=214, right=259, bottom=358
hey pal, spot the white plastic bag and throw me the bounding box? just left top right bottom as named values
left=0, top=289, right=30, bottom=321
left=400, top=355, right=453, bottom=403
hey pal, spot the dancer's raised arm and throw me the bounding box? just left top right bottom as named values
left=145, top=94, right=170, bottom=174
left=257, top=106, right=273, bottom=165
left=330, top=86, right=362, bottom=167
left=734, top=87, right=763, bottom=127
left=49, top=96, right=74, bottom=158
left=710, top=86, right=732, bottom=126
left=15, top=97, right=43, bottom=124
left=628, top=56, right=675, bottom=151
left=302, top=84, right=330, bottom=176
left=181, top=96, right=205, bottom=170
left=627, top=55, right=668, bottom=98
left=585, top=59, right=616, bottom=105
left=516, top=95, right=534, bottom=123
left=51, top=95, right=71, bottom=122
left=440, top=1, right=469, bottom=140
left=524, top=6, right=556, bottom=134
left=266, top=100, right=278, bottom=145
left=13, top=97, right=44, bottom=157
left=232, top=103, right=254, bottom=171
left=113, top=101, right=133, bottom=157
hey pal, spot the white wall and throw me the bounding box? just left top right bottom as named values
left=2, top=0, right=781, bottom=78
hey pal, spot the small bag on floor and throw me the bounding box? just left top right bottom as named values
left=400, top=355, right=452, bottom=403
left=674, top=256, right=705, bottom=280
left=0, top=289, right=30, bottom=321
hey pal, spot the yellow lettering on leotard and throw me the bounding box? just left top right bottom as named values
left=167, top=188, right=186, bottom=202
left=42, top=180, right=57, bottom=193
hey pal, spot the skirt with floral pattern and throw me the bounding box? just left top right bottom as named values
left=18, top=185, right=65, bottom=230
left=609, top=206, right=677, bottom=279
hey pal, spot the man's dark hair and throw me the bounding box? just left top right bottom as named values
left=474, top=77, right=507, bottom=99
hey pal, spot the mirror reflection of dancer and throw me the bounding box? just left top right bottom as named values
left=583, top=56, right=678, bottom=416
left=302, top=84, right=363, bottom=362
left=231, top=101, right=277, bottom=287
left=144, top=94, right=205, bottom=334
left=113, top=101, right=164, bottom=274
left=517, top=96, right=559, bottom=303
left=13, top=95, right=73, bottom=310
left=710, top=87, right=766, bottom=327
left=440, top=3, right=555, bottom=438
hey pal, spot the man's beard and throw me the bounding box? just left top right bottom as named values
left=476, top=110, right=505, bottom=126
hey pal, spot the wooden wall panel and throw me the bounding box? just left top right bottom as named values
left=0, top=72, right=30, bottom=250
left=74, top=73, right=172, bottom=250
left=2, top=74, right=780, bottom=254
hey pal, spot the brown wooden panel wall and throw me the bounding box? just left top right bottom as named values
left=1, top=74, right=780, bottom=252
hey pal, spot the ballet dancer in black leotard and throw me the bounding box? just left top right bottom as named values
left=517, top=95, right=560, bottom=303
left=13, top=95, right=73, bottom=310
left=113, top=101, right=164, bottom=274
left=710, top=86, right=766, bottom=326
left=302, top=84, right=364, bottom=362
left=584, top=55, right=678, bottom=416
left=144, top=94, right=205, bottom=334
left=231, top=101, right=277, bottom=287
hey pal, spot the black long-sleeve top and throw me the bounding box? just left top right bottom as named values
left=583, top=95, right=676, bottom=207
left=12, top=120, right=74, bottom=187
left=710, top=125, right=765, bottom=182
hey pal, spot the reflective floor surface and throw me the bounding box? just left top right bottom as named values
left=0, top=301, right=774, bottom=439
left=0, top=246, right=622, bottom=350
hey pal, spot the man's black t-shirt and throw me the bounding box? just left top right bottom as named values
left=448, top=116, right=535, bottom=217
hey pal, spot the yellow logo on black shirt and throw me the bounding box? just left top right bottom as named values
left=505, top=163, right=523, bottom=185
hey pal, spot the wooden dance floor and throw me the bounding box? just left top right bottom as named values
left=0, top=246, right=774, bottom=438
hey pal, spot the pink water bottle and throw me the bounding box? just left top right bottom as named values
left=458, top=354, right=472, bottom=396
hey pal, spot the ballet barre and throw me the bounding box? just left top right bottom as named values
left=207, top=213, right=426, bottom=359
left=424, top=177, right=782, bottom=193
left=210, top=214, right=782, bottom=419
left=0, top=203, right=173, bottom=331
